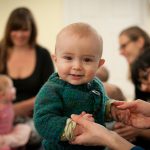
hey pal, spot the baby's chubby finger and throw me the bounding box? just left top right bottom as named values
left=81, top=111, right=86, bottom=116
left=71, top=114, right=89, bottom=128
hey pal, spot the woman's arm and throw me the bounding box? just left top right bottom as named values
left=71, top=114, right=136, bottom=150
left=13, top=97, right=35, bottom=117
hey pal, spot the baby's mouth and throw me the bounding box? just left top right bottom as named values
left=70, top=74, right=84, bottom=77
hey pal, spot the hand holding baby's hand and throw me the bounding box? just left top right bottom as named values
left=80, top=111, right=94, bottom=122
left=111, top=104, right=131, bottom=124
left=73, top=112, right=94, bottom=136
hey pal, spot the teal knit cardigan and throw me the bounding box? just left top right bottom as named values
left=34, top=73, right=108, bottom=150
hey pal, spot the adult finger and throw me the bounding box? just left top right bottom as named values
left=116, top=101, right=136, bottom=110
left=70, top=135, right=86, bottom=145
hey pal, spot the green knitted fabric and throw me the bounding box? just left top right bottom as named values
left=34, top=73, right=108, bottom=150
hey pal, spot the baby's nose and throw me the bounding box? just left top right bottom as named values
left=72, top=61, right=82, bottom=70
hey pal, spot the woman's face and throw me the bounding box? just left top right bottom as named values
left=119, top=34, right=143, bottom=65
left=10, top=29, right=31, bottom=47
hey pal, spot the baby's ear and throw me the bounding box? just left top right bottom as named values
left=51, top=54, right=57, bottom=63
left=98, top=59, right=105, bottom=67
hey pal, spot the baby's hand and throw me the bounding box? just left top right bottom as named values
left=111, top=104, right=130, bottom=124
left=80, top=111, right=94, bottom=122
left=73, top=124, right=83, bottom=137
left=73, top=112, right=94, bottom=137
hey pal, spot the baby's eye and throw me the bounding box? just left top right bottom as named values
left=63, top=56, right=72, bottom=60
left=84, top=58, right=93, bottom=62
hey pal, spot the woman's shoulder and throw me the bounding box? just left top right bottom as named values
left=35, top=45, right=52, bottom=62
left=36, top=45, right=50, bottom=56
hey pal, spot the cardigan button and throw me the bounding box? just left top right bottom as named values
left=91, top=90, right=100, bottom=96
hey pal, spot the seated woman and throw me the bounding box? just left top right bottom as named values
left=0, top=7, right=54, bottom=150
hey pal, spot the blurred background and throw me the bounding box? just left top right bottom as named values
left=1, top=0, right=150, bottom=99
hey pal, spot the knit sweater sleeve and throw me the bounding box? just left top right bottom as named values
left=131, top=146, right=144, bottom=150
left=33, top=81, right=68, bottom=142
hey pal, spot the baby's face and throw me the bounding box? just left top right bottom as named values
left=54, top=34, right=104, bottom=85
left=6, top=87, right=16, bottom=101
left=5, top=81, right=16, bottom=101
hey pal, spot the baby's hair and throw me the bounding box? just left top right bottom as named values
left=55, top=22, right=103, bottom=56
left=0, top=74, right=12, bottom=93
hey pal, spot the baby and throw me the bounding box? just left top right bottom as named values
left=34, top=23, right=130, bottom=150
left=0, top=74, right=31, bottom=150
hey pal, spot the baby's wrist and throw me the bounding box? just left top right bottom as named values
left=61, top=118, right=76, bottom=141
left=105, top=99, right=117, bottom=121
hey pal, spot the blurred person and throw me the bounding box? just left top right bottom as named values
left=96, top=66, right=125, bottom=100
left=0, top=74, right=31, bottom=150
left=0, top=7, right=54, bottom=150
left=119, top=26, right=150, bottom=100
left=103, top=83, right=126, bottom=101
left=115, top=26, right=150, bottom=150
left=96, top=66, right=109, bottom=82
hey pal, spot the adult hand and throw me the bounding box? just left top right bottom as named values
left=114, top=100, right=150, bottom=117
left=71, top=115, right=134, bottom=150
left=111, top=104, right=130, bottom=123
left=114, top=100, right=150, bottom=128
left=113, top=122, right=141, bottom=141
left=71, top=114, right=112, bottom=146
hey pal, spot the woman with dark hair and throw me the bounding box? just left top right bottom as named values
left=119, top=26, right=150, bottom=100
left=114, top=26, right=150, bottom=150
left=0, top=7, right=54, bottom=150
